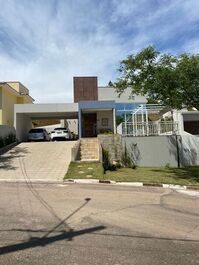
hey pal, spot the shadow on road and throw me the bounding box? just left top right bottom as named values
left=0, top=197, right=103, bottom=256
left=0, top=225, right=106, bottom=255
left=0, top=196, right=106, bottom=255
left=0, top=146, right=29, bottom=170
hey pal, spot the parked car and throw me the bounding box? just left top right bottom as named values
left=50, top=127, right=71, bottom=141
left=28, top=128, right=50, bottom=142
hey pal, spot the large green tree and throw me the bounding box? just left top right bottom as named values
left=114, top=46, right=199, bottom=110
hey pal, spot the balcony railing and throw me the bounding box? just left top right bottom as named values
left=122, top=121, right=178, bottom=136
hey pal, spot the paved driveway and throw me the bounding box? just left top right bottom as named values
left=0, top=183, right=198, bottom=264
left=0, top=141, right=76, bottom=181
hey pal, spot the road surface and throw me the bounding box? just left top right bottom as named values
left=0, top=183, right=198, bottom=265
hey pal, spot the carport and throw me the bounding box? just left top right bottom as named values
left=182, top=111, right=199, bottom=135
left=14, top=103, right=78, bottom=141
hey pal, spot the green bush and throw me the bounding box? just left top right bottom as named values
left=122, top=144, right=137, bottom=169
left=102, top=148, right=119, bottom=172
left=0, top=133, right=16, bottom=149
left=0, top=137, right=4, bottom=148
left=102, top=148, right=111, bottom=172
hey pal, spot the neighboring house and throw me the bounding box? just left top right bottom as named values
left=0, top=81, right=34, bottom=126
left=176, top=110, right=199, bottom=136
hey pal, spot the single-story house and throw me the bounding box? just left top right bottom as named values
left=14, top=76, right=147, bottom=141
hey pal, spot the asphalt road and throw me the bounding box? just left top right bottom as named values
left=0, top=182, right=198, bottom=265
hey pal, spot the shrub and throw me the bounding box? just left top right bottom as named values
left=102, top=148, right=118, bottom=172
left=102, top=148, right=112, bottom=172
left=122, top=144, right=137, bottom=169
left=0, top=137, right=4, bottom=148
left=0, top=133, right=16, bottom=149
left=4, top=133, right=16, bottom=146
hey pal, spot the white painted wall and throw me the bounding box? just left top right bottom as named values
left=66, top=119, right=78, bottom=134
left=180, top=132, right=199, bottom=166
left=173, top=110, right=184, bottom=134
left=98, top=87, right=147, bottom=103
left=97, top=110, right=114, bottom=133
left=15, top=113, right=32, bottom=141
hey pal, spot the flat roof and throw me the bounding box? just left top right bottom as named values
left=14, top=103, right=78, bottom=119
left=182, top=111, right=199, bottom=115
left=79, top=100, right=115, bottom=110
left=15, top=103, right=78, bottom=113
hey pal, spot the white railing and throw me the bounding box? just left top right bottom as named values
left=122, top=121, right=178, bottom=136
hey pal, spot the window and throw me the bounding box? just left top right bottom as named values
left=29, top=129, right=44, bottom=133
left=101, top=118, right=108, bottom=126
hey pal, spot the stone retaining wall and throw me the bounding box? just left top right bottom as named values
left=98, top=134, right=123, bottom=163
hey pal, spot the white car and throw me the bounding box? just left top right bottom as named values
left=50, top=127, right=71, bottom=141
left=28, top=128, right=50, bottom=142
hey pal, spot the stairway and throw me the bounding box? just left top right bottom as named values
left=80, top=138, right=100, bottom=161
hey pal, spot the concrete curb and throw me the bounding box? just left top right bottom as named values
left=64, top=179, right=199, bottom=191
left=0, top=178, right=199, bottom=191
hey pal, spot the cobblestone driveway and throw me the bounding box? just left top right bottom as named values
left=0, top=141, right=76, bottom=181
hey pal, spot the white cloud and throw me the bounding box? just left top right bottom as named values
left=0, top=0, right=126, bottom=103
left=0, top=0, right=198, bottom=103
left=183, top=39, right=199, bottom=54
left=111, top=0, right=199, bottom=53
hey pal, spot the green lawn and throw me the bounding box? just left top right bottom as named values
left=65, top=162, right=104, bottom=179
left=106, top=167, right=199, bottom=185
left=65, top=162, right=199, bottom=186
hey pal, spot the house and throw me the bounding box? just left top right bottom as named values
left=0, top=81, right=34, bottom=126
left=14, top=76, right=147, bottom=141
left=11, top=76, right=199, bottom=167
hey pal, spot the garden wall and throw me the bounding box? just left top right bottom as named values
left=98, top=133, right=199, bottom=167
left=98, top=134, right=123, bottom=163
left=122, top=135, right=179, bottom=167
left=179, top=132, right=199, bottom=166
left=123, top=134, right=199, bottom=167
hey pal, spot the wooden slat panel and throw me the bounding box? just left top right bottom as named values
left=74, top=77, right=98, bottom=102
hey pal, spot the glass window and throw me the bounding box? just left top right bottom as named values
left=116, top=103, right=125, bottom=111
left=29, top=129, right=44, bottom=133
left=124, top=103, right=133, bottom=110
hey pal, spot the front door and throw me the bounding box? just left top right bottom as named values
left=82, top=113, right=97, bottom=137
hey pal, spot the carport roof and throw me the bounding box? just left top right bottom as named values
left=182, top=111, right=199, bottom=122
left=15, top=103, right=78, bottom=119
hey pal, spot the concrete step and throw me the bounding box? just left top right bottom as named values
left=79, top=138, right=100, bottom=161
left=80, top=146, right=99, bottom=151
left=80, top=155, right=98, bottom=159
left=80, top=148, right=98, bottom=153
left=80, top=153, right=98, bottom=157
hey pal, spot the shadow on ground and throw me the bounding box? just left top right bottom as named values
left=0, top=191, right=103, bottom=256
left=0, top=146, right=29, bottom=170
left=0, top=225, right=106, bottom=255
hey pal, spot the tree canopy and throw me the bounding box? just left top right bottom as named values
left=114, top=46, right=199, bottom=110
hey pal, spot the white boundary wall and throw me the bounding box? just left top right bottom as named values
left=180, top=132, right=199, bottom=166
left=123, top=133, right=199, bottom=167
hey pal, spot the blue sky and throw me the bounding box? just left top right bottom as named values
left=0, top=0, right=199, bottom=103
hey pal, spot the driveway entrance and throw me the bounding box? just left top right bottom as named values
left=0, top=141, right=76, bottom=181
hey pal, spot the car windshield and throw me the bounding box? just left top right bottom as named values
left=29, top=129, right=44, bottom=133
left=54, top=128, right=68, bottom=131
